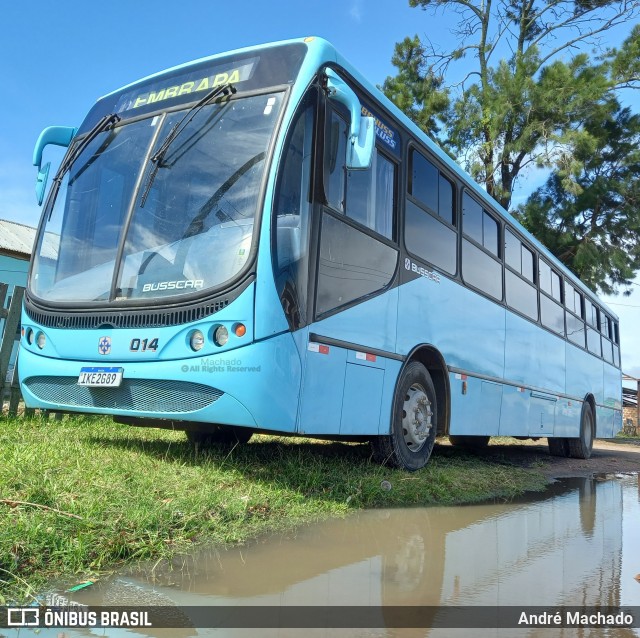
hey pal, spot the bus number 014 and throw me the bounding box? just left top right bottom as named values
left=130, top=338, right=159, bottom=352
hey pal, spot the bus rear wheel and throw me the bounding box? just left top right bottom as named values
left=568, top=402, right=594, bottom=459
left=371, top=361, right=437, bottom=472
left=186, top=425, right=253, bottom=447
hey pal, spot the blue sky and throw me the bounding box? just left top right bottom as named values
left=0, top=1, right=638, bottom=376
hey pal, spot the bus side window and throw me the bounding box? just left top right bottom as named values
left=404, top=149, right=457, bottom=275
left=602, top=314, right=614, bottom=364
left=613, top=322, right=620, bottom=367
left=504, top=230, right=537, bottom=321
left=325, top=111, right=347, bottom=213
left=346, top=149, right=396, bottom=239
left=538, top=258, right=564, bottom=335
left=461, top=192, right=502, bottom=301
left=274, top=96, right=316, bottom=329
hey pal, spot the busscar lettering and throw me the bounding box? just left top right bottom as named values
left=404, top=258, right=441, bottom=283
left=142, top=279, right=204, bottom=293
left=133, top=69, right=241, bottom=108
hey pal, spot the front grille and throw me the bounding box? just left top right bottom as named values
left=23, top=275, right=254, bottom=329
left=25, top=299, right=231, bottom=330
left=24, top=377, right=223, bottom=413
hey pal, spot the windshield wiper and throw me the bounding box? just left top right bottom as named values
left=139, top=83, right=236, bottom=208
left=52, top=113, right=121, bottom=186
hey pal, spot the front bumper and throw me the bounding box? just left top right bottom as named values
left=19, top=332, right=301, bottom=432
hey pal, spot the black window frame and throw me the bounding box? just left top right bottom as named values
left=462, top=191, right=500, bottom=258
left=408, top=148, right=456, bottom=227
left=459, top=190, right=503, bottom=301
left=504, top=229, right=538, bottom=321
left=403, top=144, right=459, bottom=277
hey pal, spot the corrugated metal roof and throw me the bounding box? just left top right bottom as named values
left=0, top=219, right=37, bottom=256
left=0, top=219, right=57, bottom=259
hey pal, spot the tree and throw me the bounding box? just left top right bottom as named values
left=515, top=104, right=640, bottom=293
left=383, top=1, right=640, bottom=291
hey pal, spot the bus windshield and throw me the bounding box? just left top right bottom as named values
left=30, top=91, right=284, bottom=303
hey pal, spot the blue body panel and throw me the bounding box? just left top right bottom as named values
left=397, top=275, right=506, bottom=379
left=298, top=285, right=401, bottom=435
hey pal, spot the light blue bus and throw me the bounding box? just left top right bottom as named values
left=22, top=37, right=622, bottom=471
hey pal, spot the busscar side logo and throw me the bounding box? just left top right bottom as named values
left=98, top=336, right=112, bottom=355
left=404, top=258, right=441, bottom=283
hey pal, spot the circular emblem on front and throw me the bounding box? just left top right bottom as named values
left=98, top=336, right=112, bottom=355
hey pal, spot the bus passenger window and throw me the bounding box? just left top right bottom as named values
left=505, top=230, right=520, bottom=271
left=462, top=193, right=483, bottom=245
left=346, top=150, right=395, bottom=239
left=405, top=200, right=457, bottom=274
left=410, top=151, right=438, bottom=215
left=463, top=193, right=499, bottom=257
left=602, top=315, right=614, bottom=364
left=439, top=175, right=454, bottom=225
left=505, top=230, right=534, bottom=282
left=325, top=111, right=347, bottom=212
left=566, top=312, right=585, bottom=347
left=409, top=150, right=454, bottom=225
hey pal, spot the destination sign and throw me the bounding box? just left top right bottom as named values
left=116, top=59, right=257, bottom=113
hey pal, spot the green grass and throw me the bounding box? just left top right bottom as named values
left=0, top=415, right=548, bottom=603
left=616, top=428, right=639, bottom=439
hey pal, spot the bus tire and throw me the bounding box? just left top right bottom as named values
left=371, top=361, right=437, bottom=472
left=186, top=425, right=253, bottom=447
left=448, top=435, right=490, bottom=449
left=568, top=402, right=594, bottom=459
left=547, top=437, right=570, bottom=457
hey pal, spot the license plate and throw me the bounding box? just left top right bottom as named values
left=78, top=367, right=123, bottom=387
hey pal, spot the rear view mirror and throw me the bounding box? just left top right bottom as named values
left=325, top=69, right=375, bottom=170
left=33, top=125, right=76, bottom=205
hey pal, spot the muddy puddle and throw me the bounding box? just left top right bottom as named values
left=11, top=474, right=640, bottom=637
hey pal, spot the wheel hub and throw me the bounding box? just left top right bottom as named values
left=402, top=383, right=433, bottom=452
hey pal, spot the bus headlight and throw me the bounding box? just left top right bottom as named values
left=26, top=328, right=35, bottom=345
left=36, top=332, right=46, bottom=349
left=189, top=329, right=205, bottom=351
left=213, top=325, right=229, bottom=347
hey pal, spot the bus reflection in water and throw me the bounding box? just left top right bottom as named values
left=69, top=477, right=630, bottom=637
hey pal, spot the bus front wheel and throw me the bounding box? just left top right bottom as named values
left=568, top=402, right=594, bottom=459
left=371, top=361, right=437, bottom=472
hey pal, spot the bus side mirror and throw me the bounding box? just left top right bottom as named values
left=325, top=69, right=375, bottom=170
left=35, top=163, right=51, bottom=207
left=33, top=125, right=76, bottom=205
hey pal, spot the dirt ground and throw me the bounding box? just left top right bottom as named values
left=444, top=437, right=640, bottom=479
